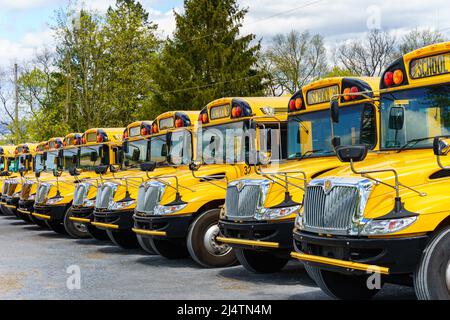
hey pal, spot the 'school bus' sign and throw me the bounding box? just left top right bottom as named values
left=210, top=104, right=231, bottom=120
left=410, top=52, right=450, bottom=79
left=306, top=85, right=339, bottom=106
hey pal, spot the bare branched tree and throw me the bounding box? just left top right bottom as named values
left=399, top=28, right=447, bottom=54
left=335, top=29, right=397, bottom=76
left=262, top=30, right=328, bottom=95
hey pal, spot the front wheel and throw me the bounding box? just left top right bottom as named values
left=87, top=224, right=110, bottom=241
left=30, top=214, right=49, bottom=228
left=64, top=208, right=90, bottom=239
left=187, top=209, right=237, bottom=268
left=45, top=220, right=68, bottom=235
left=414, top=226, right=450, bottom=300
left=305, top=265, right=382, bottom=300
left=137, top=235, right=157, bottom=255
left=149, top=238, right=189, bottom=259
left=235, top=248, right=288, bottom=273
left=106, top=230, right=139, bottom=249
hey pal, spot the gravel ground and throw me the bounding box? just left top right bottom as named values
left=0, top=214, right=416, bottom=300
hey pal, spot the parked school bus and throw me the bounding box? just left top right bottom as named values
left=70, top=121, right=153, bottom=242
left=132, top=97, right=289, bottom=267
left=0, top=146, right=17, bottom=215
left=292, top=42, right=450, bottom=300
left=16, top=140, right=58, bottom=227
left=217, top=77, right=381, bottom=273
left=32, top=129, right=123, bottom=237
left=91, top=113, right=198, bottom=250
left=0, top=143, right=38, bottom=218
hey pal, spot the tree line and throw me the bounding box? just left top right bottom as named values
left=0, top=0, right=447, bottom=143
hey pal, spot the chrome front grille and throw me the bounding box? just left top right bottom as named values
left=21, top=182, right=33, bottom=200
left=225, top=180, right=269, bottom=219
left=35, top=183, right=50, bottom=204
left=95, top=184, right=115, bottom=209
left=303, top=178, right=372, bottom=235
left=7, top=181, right=18, bottom=196
left=136, top=182, right=165, bottom=215
left=2, top=181, right=8, bottom=195
left=73, top=184, right=89, bottom=206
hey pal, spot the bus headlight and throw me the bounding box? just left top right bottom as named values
left=154, top=204, right=187, bottom=215
left=294, top=211, right=304, bottom=229
left=46, top=197, right=64, bottom=205
left=257, top=205, right=301, bottom=220
left=109, top=200, right=135, bottom=210
left=361, top=216, right=418, bottom=235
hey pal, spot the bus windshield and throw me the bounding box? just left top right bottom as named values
left=45, top=151, right=59, bottom=172
left=63, top=147, right=79, bottom=171
left=79, top=145, right=107, bottom=170
left=7, top=157, right=18, bottom=172
left=149, top=134, right=168, bottom=165
left=0, top=157, right=5, bottom=171
left=34, top=154, right=44, bottom=172
left=200, top=121, right=248, bottom=164
left=124, top=138, right=149, bottom=168
left=288, top=104, right=377, bottom=159
left=381, top=85, right=450, bottom=149
left=169, top=130, right=192, bottom=165
left=14, top=155, right=30, bottom=171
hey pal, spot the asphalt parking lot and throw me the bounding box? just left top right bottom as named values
left=0, top=215, right=417, bottom=300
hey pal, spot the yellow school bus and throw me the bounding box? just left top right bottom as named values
left=217, top=77, right=381, bottom=273
left=16, top=140, right=56, bottom=227
left=0, top=146, right=17, bottom=215
left=32, top=129, right=123, bottom=237
left=292, top=42, right=450, bottom=300
left=1, top=143, right=38, bottom=218
left=91, top=113, right=198, bottom=250
left=69, top=121, right=153, bottom=242
left=132, top=97, right=289, bottom=267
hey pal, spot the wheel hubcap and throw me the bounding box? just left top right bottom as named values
left=73, top=222, right=88, bottom=233
left=446, top=260, right=450, bottom=292
left=203, top=224, right=231, bottom=256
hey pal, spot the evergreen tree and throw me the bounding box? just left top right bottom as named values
left=150, top=0, right=265, bottom=114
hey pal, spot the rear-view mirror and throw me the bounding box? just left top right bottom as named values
left=140, top=161, right=157, bottom=172
left=388, top=107, right=404, bottom=131
left=330, top=100, right=340, bottom=123
left=90, top=151, right=98, bottom=162
left=94, top=165, right=108, bottom=175
left=433, top=137, right=450, bottom=156
left=335, top=145, right=368, bottom=163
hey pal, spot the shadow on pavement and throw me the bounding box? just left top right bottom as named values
left=135, top=255, right=197, bottom=269
left=96, top=245, right=146, bottom=256
left=217, top=261, right=315, bottom=287
left=22, top=225, right=47, bottom=231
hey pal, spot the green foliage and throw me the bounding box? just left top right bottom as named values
left=150, top=0, right=265, bottom=114
left=322, top=66, right=357, bottom=78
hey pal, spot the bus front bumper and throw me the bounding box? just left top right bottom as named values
left=133, top=213, right=193, bottom=239
left=70, top=207, right=95, bottom=224
left=18, top=199, right=35, bottom=216
left=4, top=196, right=19, bottom=212
left=93, top=209, right=134, bottom=231
left=33, top=205, right=68, bottom=221
left=292, top=229, right=430, bottom=275
left=218, top=219, right=294, bottom=253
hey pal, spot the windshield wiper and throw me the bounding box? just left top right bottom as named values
left=397, top=137, right=435, bottom=153
left=299, top=149, right=329, bottom=160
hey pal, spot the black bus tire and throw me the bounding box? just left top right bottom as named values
left=63, top=208, right=90, bottom=239
left=87, top=224, right=111, bottom=241
left=137, top=235, right=157, bottom=255
left=235, top=248, right=288, bottom=273
left=149, top=237, right=189, bottom=259
left=106, top=230, right=139, bottom=249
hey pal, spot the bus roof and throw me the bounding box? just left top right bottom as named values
left=0, top=145, right=16, bottom=157
left=381, top=41, right=450, bottom=90
left=201, top=97, right=289, bottom=126
left=288, top=77, right=380, bottom=115
left=15, top=143, right=38, bottom=156
left=63, top=133, right=83, bottom=148
left=124, top=121, right=153, bottom=140
left=35, top=141, right=48, bottom=153
left=153, top=111, right=200, bottom=135
left=82, top=128, right=124, bottom=145
left=46, top=137, right=64, bottom=151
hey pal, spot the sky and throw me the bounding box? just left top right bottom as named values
left=0, top=0, right=449, bottom=67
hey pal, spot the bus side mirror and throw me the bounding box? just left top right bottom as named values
left=69, top=167, right=82, bottom=176
left=433, top=137, right=450, bottom=156
left=131, top=149, right=140, bottom=162
left=140, top=161, right=157, bottom=172
left=110, top=164, right=121, bottom=173
left=123, top=141, right=129, bottom=154
left=189, top=162, right=200, bottom=172
left=94, top=165, right=109, bottom=175
left=335, top=145, right=368, bottom=163
left=90, top=152, right=98, bottom=162
left=330, top=100, right=340, bottom=123
left=332, top=137, right=341, bottom=149
left=388, top=107, right=404, bottom=130
left=35, top=171, right=41, bottom=178
left=161, top=144, right=168, bottom=157
left=53, top=169, right=63, bottom=178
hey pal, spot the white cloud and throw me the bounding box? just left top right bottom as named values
left=0, top=0, right=59, bottom=10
